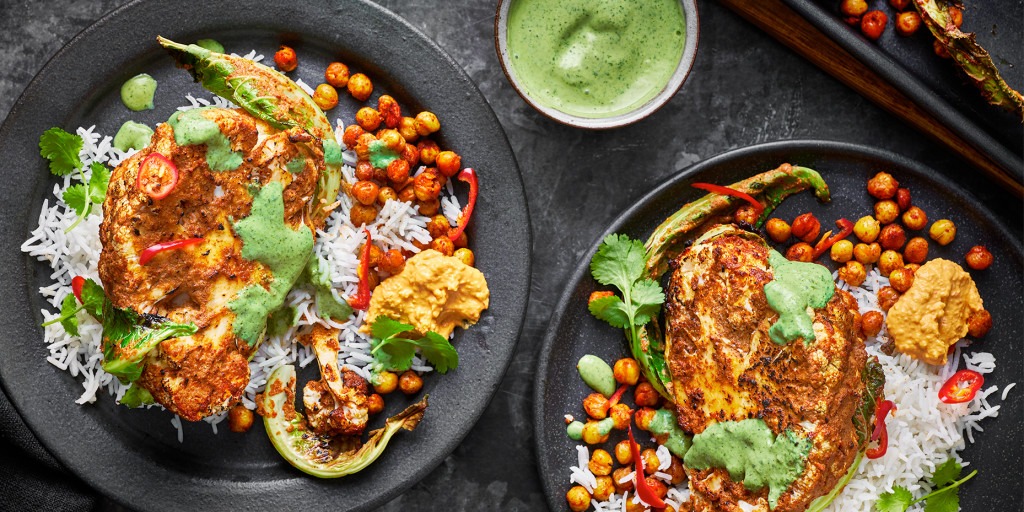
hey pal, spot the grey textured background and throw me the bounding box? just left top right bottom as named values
left=0, top=0, right=1020, bottom=511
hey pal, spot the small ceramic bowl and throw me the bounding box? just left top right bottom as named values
left=494, top=0, right=700, bottom=130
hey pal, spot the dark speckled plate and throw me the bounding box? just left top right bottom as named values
left=534, top=141, right=1022, bottom=511
left=0, top=0, right=529, bottom=510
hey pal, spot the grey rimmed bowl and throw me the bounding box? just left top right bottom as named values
left=494, top=0, right=700, bottom=130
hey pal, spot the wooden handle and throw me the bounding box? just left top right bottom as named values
left=718, top=0, right=1023, bottom=198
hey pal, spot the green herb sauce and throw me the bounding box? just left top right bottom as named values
left=648, top=408, right=692, bottom=458
left=368, top=139, right=399, bottom=169
left=167, top=107, right=244, bottom=172
left=505, top=0, right=686, bottom=118
left=120, top=73, right=157, bottom=111
left=323, top=138, right=344, bottom=166
left=566, top=420, right=585, bottom=440
left=112, top=121, right=154, bottom=152
left=764, top=249, right=834, bottom=345
left=195, top=38, right=225, bottom=54
left=683, top=419, right=811, bottom=508
left=228, top=181, right=314, bottom=346
left=286, top=155, right=306, bottom=174
left=576, top=354, right=616, bottom=397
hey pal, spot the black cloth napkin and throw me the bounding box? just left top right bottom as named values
left=0, top=386, right=99, bottom=511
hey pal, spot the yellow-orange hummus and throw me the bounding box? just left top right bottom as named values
left=886, top=258, right=983, bottom=365
left=361, top=249, right=489, bottom=338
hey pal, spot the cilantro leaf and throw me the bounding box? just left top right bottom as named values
left=59, top=294, right=80, bottom=337
left=101, top=298, right=197, bottom=383
left=374, top=338, right=417, bottom=373
left=370, top=316, right=415, bottom=342
left=875, top=486, right=913, bottom=512
left=80, top=278, right=105, bottom=319
left=931, top=459, right=961, bottom=488
left=119, top=383, right=156, bottom=408
left=417, top=332, right=458, bottom=374
left=88, top=162, right=109, bottom=204
left=62, top=184, right=91, bottom=216
left=632, top=278, right=666, bottom=325
left=590, top=234, right=646, bottom=291
left=924, top=491, right=958, bottom=512
left=39, top=127, right=83, bottom=176
left=588, top=295, right=631, bottom=329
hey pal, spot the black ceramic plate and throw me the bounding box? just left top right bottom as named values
left=534, top=141, right=1022, bottom=511
left=0, top=0, right=530, bottom=511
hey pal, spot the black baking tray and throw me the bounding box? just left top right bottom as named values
left=783, top=0, right=1024, bottom=182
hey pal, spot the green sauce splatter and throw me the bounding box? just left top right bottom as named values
left=368, top=139, right=399, bottom=169
left=286, top=155, right=306, bottom=174
left=566, top=420, right=584, bottom=440
left=195, top=38, right=224, bottom=54
left=228, top=182, right=314, bottom=346
left=648, top=408, right=692, bottom=458
left=323, top=138, right=343, bottom=166
left=304, top=256, right=353, bottom=321
left=112, top=121, right=154, bottom=152
left=576, top=354, right=616, bottom=397
left=120, top=73, right=157, bottom=111
left=167, top=107, right=244, bottom=172
left=764, top=249, right=834, bottom=345
left=684, top=419, right=811, bottom=508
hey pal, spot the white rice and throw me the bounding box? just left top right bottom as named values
left=22, top=68, right=463, bottom=441
left=573, top=264, right=1010, bottom=511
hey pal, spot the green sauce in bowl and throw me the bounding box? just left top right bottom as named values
left=505, top=0, right=686, bottom=119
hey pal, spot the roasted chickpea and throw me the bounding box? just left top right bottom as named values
left=418, top=139, right=440, bottom=165
left=355, top=107, right=382, bottom=131
left=889, top=0, right=909, bottom=9
left=861, top=10, right=888, bottom=39
left=414, top=172, right=442, bottom=202
left=582, top=420, right=610, bottom=445
left=896, top=11, right=921, bottom=36
left=312, top=84, right=339, bottom=110
left=566, top=486, right=591, bottom=512
left=378, top=129, right=405, bottom=152
left=228, top=404, right=254, bottom=433
left=366, top=394, right=384, bottom=415
left=947, top=5, right=963, bottom=27
left=353, top=160, right=374, bottom=182
left=351, top=180, right=379, bottom=206
left=454, top=248, right=474, bottom=267
left=666, top=456, right=686, bottom=485
left=902, top=206, right=927, bottom=230
left=274, top=45, right=297, bottom=72
left=965, top=246, right=993, bottom=270
left=929, top=219, right=956, bottom=245
left=613, top=358, right=641, bottom=385
left=905, top=263, right=921, bottom=272
left=377, top=95, right=401, bottom=128
left=641, top=448, right=660, bottom=475
left=967, top=310, right=993, bottom=337
left=399, top=371, right=423, bottom=395
left=635, top=407, right=656, bottom=431
left=376, top=186, right=399, bottom=206
left=452, top=230, right=468, bottom=249
left=427, top=215, right=452, bottom=239
left=430, top=236, right=455, bottom=256
left=877, top=286, right=901, bottom=312
left=791, top=213, right=821, bottom=243
left=415, top=111, right=441, bottom=135
left=879, top=224, right=906, bottom=251
left=854, top=216, right=881, bottom=243
left=862, top=311, right=884, bottom=337
left=934, top=40, right=952, bottom=58
left=625, top=498, right=647, bottom=512
left=644, top=477, right=668, bottom=499
left=382, top=159, right=409, bottom=185
left=583, top=393, right=610, bottom=420
left=838, top=261, right=867, bottom=287
left=878, top=250, right=905, bottom=276
left=589, top=449, right=613, bottom=476
left=734, top=205, right=759, bottom=226
left=435, top=151, right=462, bottom=178
left=840, top=0, right=868, bottom=17
left=889, top=267, right=915, bottom=293
left=634, top=382, right=659, bottom=407
left=347, top=72, right=373, bottom=101
left=766, top=218, right=792, bottom=243
left=397, top=117, right=420, bottom=142
left=349, top=203, right=378, bottom=226
left=400, top=143, right=420, bottom=168
left=831, top=239, right=854, bottom=263
left=342, top=124, right=365, bottom=148
left=609, top=403, right=632, bottom=430
left=354, top=132, right=375, bottom=160
left=374, top=371, right=398, bottom=394
left=417, top=198, right=440, bottom=216
left=325, top=62, right=350, bottom=88
left=903, top=237, right=929, bottom=264
left=867, top=172, right=899, bottom=199
left=592, top=476, right=614, bottom=502
left=379, top=249, right=406, bottom=274
left=786, top=242, right=814, bottom=262
left=397, top=184, right=416, bottom=203
left=894, top=188, right=911, bottom=210
left=614, top=440, right=633, bottom=465
left=854, top=242, right=881, bottom=264
left=874, top=200, right=900, bottom=225
left=612, top=467, right=634, bottom=493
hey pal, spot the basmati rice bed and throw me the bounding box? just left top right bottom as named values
left=564, top=266, right=1012, bottom=512
left=21, top=64, right=461, bottom=441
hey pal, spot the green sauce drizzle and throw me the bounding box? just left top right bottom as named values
left=228, top=182, right=314, bottom=346
left=120, top=73, right=157, bottom=111
left=112, top=121, right=154, bottom=152
left=648, top=408, right=692, bottom=458
left=323, top=138, right=343, bottom=166
left=368, top=139, right=399, bottom=169
left=684, top=419, right=811, bottom=508
left=167, top=107, right=244, bottom=172
left=286, top=155, right=306, bottom=174
left=764, top=249, right=834, bottom=345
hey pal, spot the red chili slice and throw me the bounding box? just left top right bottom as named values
left=137, top=153, right=179, bottom=200
left=812, top=218, right=855, bottom=259
left=139, top=238, right=204, bottom=265
left=627, top=424, right=666, bottom=508
left=71, top=276, right=85, bottom=303
left=939, top=369, right=984, bottom=404
left=866, top=396, right=895, bottom=459
left=349, top=229, right=373, bottom=310
left=447, top=168, right=478, bottom=242
left=601, top=384, right=630, bottom=414
left=691, top=182, right=764, bottom=214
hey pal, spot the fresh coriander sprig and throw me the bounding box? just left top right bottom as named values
left=369, top=316, right=458, bottom=375
left=875, top=459, right=977, bottom=512
left=39, top=127, right=110, bottom=233
left=588, top=233, right=665, bottom=345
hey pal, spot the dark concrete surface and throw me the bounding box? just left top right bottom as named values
left=0, top=0, right=1020, bottom=511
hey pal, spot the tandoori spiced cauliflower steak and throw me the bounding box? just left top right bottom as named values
left=663, top=225, right=872, bottom=512
left=98, top=107, right=325, bottom=421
